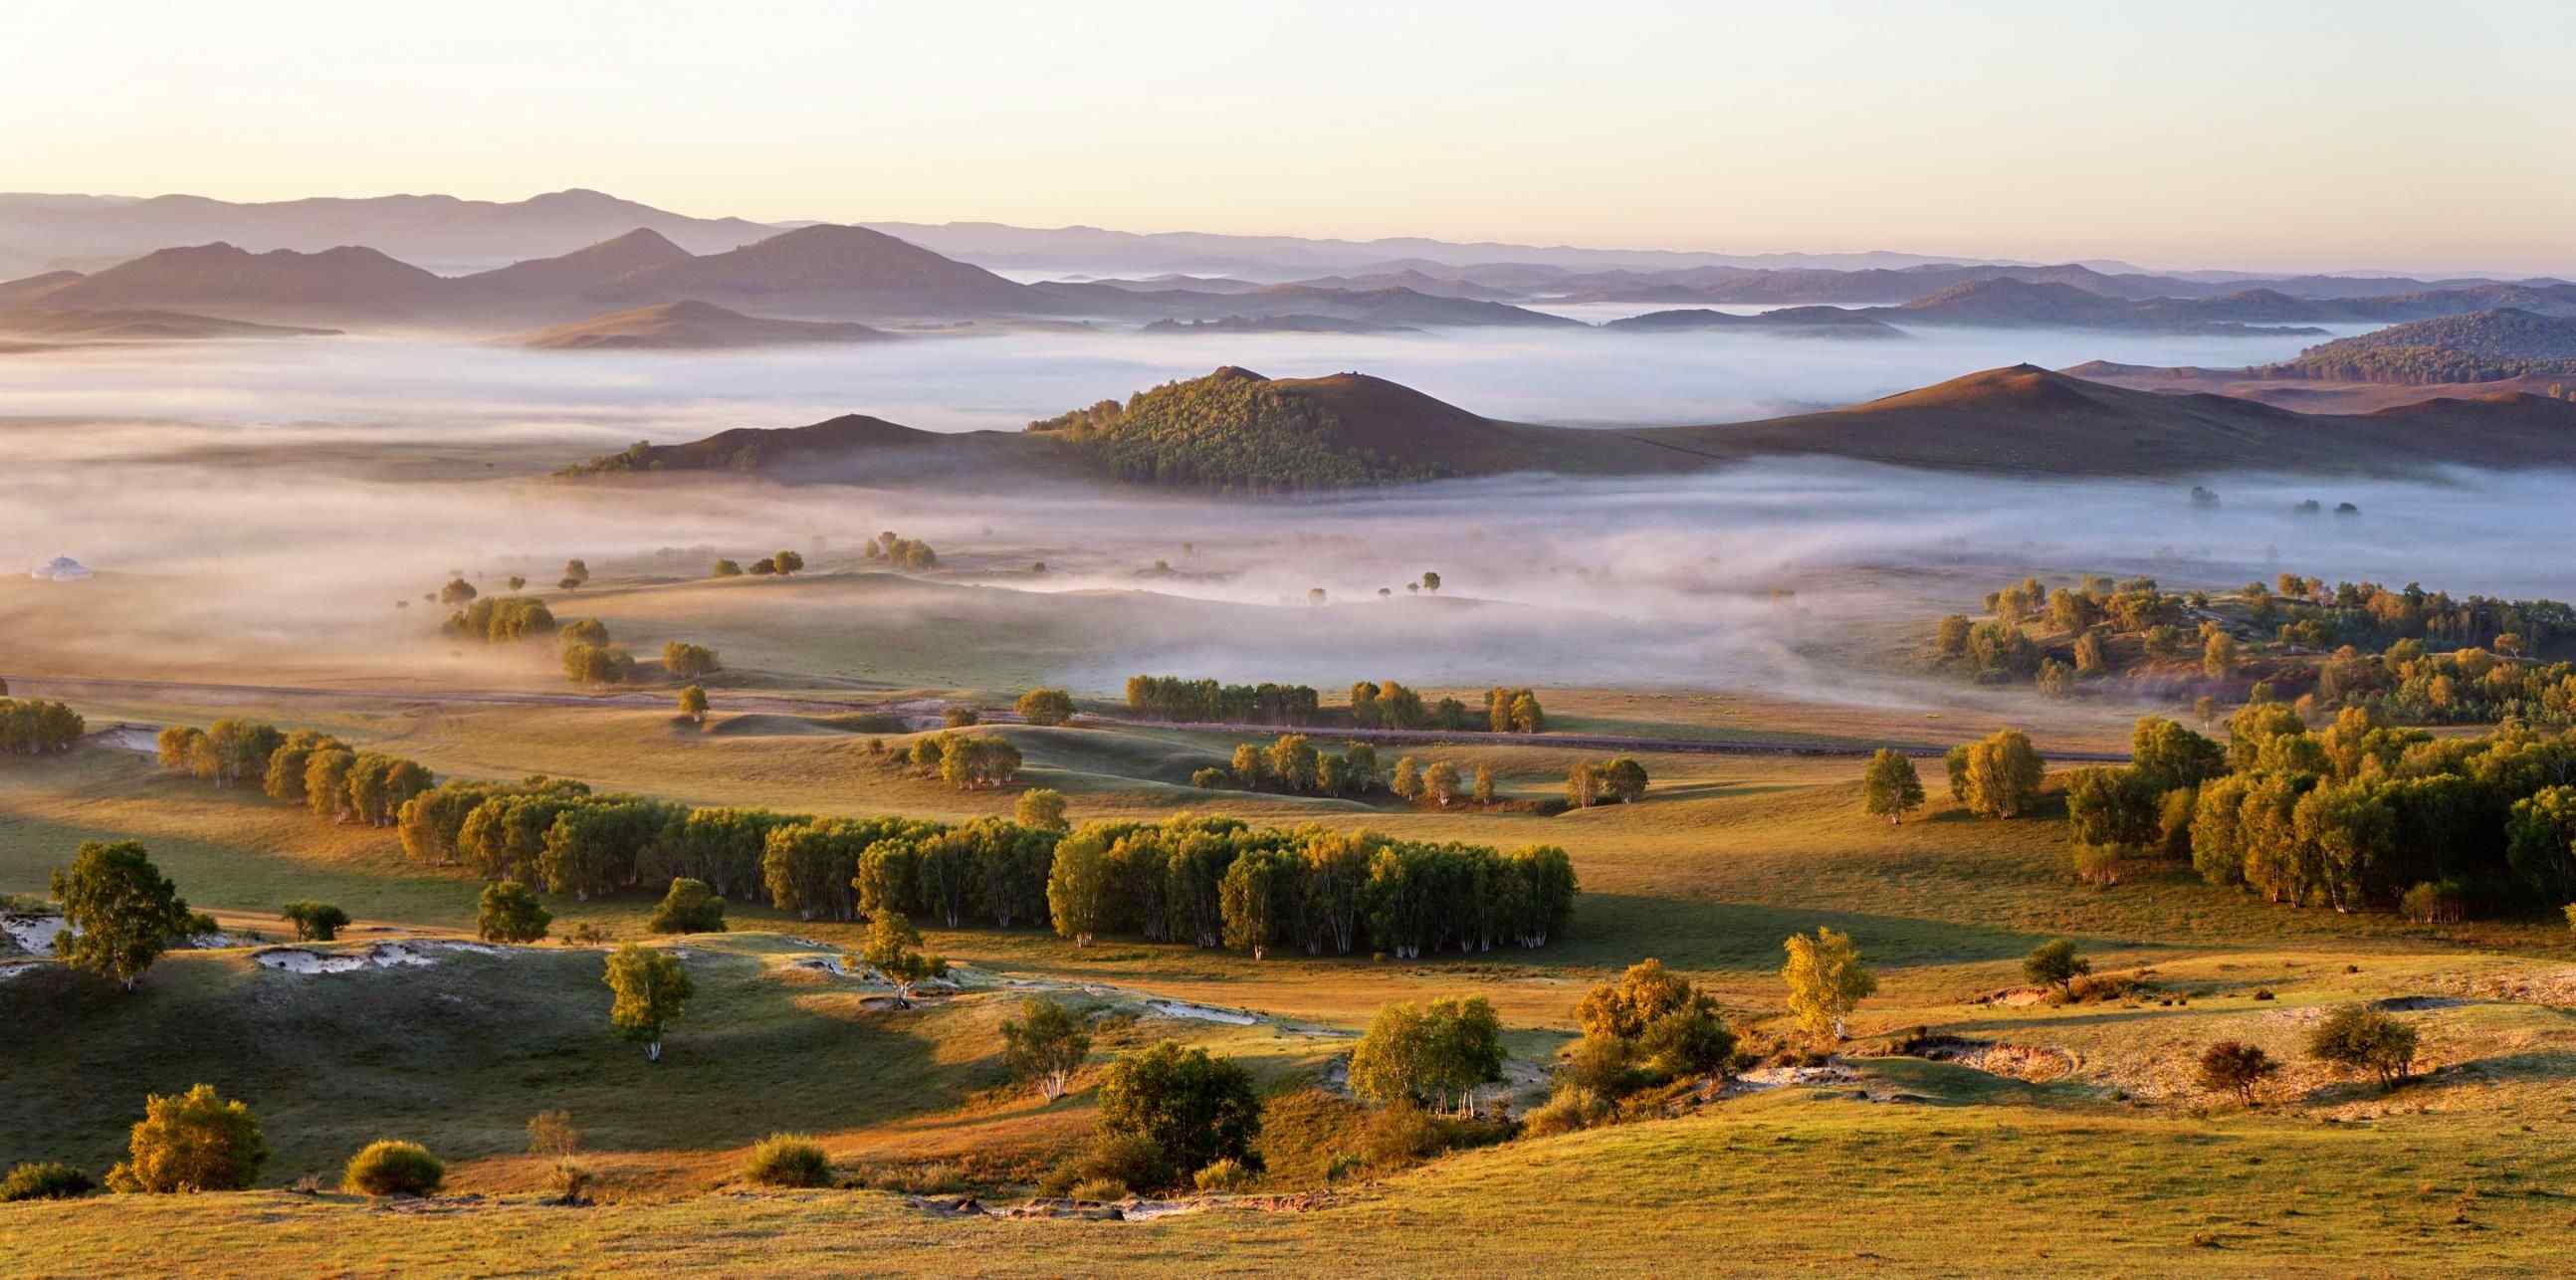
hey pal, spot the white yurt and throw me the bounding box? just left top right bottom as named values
left=30, top=555, right=92, bottom=582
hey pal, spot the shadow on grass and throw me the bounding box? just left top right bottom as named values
left=1561, top=893, right=2063, bottom=973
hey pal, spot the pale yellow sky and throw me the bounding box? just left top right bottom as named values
left=5, top=0, right=2571, bottom=273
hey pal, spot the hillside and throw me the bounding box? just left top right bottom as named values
left=453, top=228, right=696, bottom=303
left=2262, top=309, right=2576, bottom=384
left=33, top=242, right=450, bottom=321
left=586, top=224, right=1048, bottom=319
left=1869, top=279, right=2324, bottom=334
left=561, top=411, right=1043, bottom=483
left=0, top=308, right=338, bottom=342
left=512, top=301, right=895, bottom=350
left=1604, top=307, right=1905, bottom=337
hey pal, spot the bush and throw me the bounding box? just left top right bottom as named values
left=1190, top=767, right=1230, bottom=789
left=2197, top=1040, right=2280, bottom=1106
left=742, top=1134, right=832, bottom=1187
left=645, top=878, right=728, bottom=935
left=943, top=706, right=979, bottom=729
left=341, top=1141, right=445, bottom=1196
left=2308, top=1005, right=2420, bottom=1090
left=2402, top=879, right=2467, bottom=924
left=1521, top=1085, right=1613, bottom=1138
left=1069, top=1176, right=1130, bottom=1203
left=1095, top=1041, right=1263, bottom=1182
left=477, top=880, right=552, bottom=944
left=1361, top=1102, right=1444, bottom=1165
left=1015, top=688, right=1076, bottom=727
left=1192, top=1158, right=1255, bottom=1193
left=113, top=1084, right=268, bottom=1192
left=1049, top=1131, right=1169, bottom=1197
left=0, top=1162, right=97, bottom=1201
left=281, top=900, right=350, bottom=942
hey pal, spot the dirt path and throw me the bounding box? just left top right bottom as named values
left=5, top=673, right=2131, bottom=762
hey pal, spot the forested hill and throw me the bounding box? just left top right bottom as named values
left=2264, top=310, right=2576, bottom=384
left=1021, top=366, right=1604, bottom=490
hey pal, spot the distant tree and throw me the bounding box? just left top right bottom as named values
left=1782, top=927, right=1876, bottom=1042
left=1190, top=766, right=1230, bottom=790
left=561, top=558, right=589, bottom=588
left=1046, top=832, right=1115, bottom=947
left=1095, top=1041, right=1263, bottom=1180
left=645, top=878, right=728, bottom=935
left=1472, top=763, right=1496, bottom=806
left=1420, top=571, right=1441, bottom=593
left=1959, top=729, right=2044, bottom=818
left=1015, top=787, right=1069, bottom=831
left=750, top=557, right=777, bottom=575
left=439, top=577, right=478, bottom=607
left=1934, top=614, right=1972, bottom=657
left=2036, top=658, right=2074, bottom=699
left=604, top=944, right=694, bottom=1062
left=1001, top=997, right=1093, bottom=1101
left=2022, top=939, right=2091, bottom=998
left=1218, top=850, right=1293, bottom=958
left=478, top=880, right=552, bottom=944
left=2072, top=630, right=2108, bottom=675
left=1423, top=760, right=1462, bottom=807
left=678, top=684, right=710, bottom=726
left=50, top=841, right=197, bottom=991
left=2198, top=1040, right=2279, bottom=1106
left=862, top=910, right=947, bottom=1007
left=1565, top=759, right=1602, bottom=808
left=1229, top=743, right=1267, bottom=788
left=1861, top=749, right=1926, bottom=824
left=2203, top=632, right=2241, bottom=678
left=1601, top=756, right=1648, bottom=803
left=662, top=641, right=721, bottom=679
left=108, top=1085, right=267, bottom=1193
left=943, top=706, right=980, bottom=729
left=2194, top=695, right=2219, bottom=728
left=561, top=643, right=633, bottom=686
left=2307, top=1004, right=2419, bottom=1090
left=1307, top=587, right=1327, bottom=605
left=1016, top=688, right=1076, bottom=727
left=1392, top=755, right=1425, bottom=801
left=772, top=550, right=805, bottom=576
left=712, top=559, right=743, bottom=577
left=280, top=900, right=350, bottom=942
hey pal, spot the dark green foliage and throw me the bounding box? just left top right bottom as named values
left=645, top=878, right=728, bottom=934
left=1095, top=1041, right=1263, bottom=1182
left=0, top=1162, right=96, bottom=1201
left=342, top=1140, right=445, bottom=1196
left=1126, top=674, right=1321, bottom=725
left=2197, top=1040, right=2280, bottom=1105
left=2022, top=939, right=2090, bottom=996
left=477, top=880, right=552, bottom=944
left=0, top=698, right=84, bottom=754
left=50, top=841, right=195, bottom=990
left=280, top=900, right=350, bottom=942
left=2307, top=1005, right=2420, bottom=1089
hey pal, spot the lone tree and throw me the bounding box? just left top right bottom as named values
left=862, top=910, right=947, bottom=1007
left=561, top=558, right=590, bottom=589
left=2197, top=1040, right=2280, bottom=1106
left=1001, top=996, right=1093, bottom=1100
left=604, top=944, right=694, bottom=1062
left=662, top=641, right=721, bottom=680
left=51, top=840, right=199, bottom=991
left=2022, top=939, right=2091, bottom=999
left=1781, top=927, right=1877, bottom=1043
left=646, top=878, right=728, bottom=935
left=280, top=900, right=351, bottom=942
left=108, top=1084, right=268, bottom=1193
left=1420, top=571, right=1441, bottom=593
left=1958, top=729, right=2044, bottom=818
left=1014, top=787, right=1069, bottom=831
left=677, top=684, right=710, bottom=726
left=1096, top=1041, right=1264, bottom=1181
left=1350, top=996, right=1508, bottom=1113
left=772, top=549, right=805, bottom=576
left=2307, top=1004, right=2419, bottom=1091
left=478, top=880, right=552, bottom=944
left=1015, top=688, right=1076, bottom=727
left=1861, top=748, right=1926, bottom=824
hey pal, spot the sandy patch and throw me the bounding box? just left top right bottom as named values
left=253, top=941, right=502, bottom=974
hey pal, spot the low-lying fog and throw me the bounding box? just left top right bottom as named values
left=0, top=317, right=2380, bottom=440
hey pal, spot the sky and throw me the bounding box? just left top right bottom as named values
left=5, top=0, right=2572, bottom=274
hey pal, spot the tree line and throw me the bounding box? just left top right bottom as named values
left=1125, top=675, right=1545, bottom=734
left=0, top=698, right=84, bottom=755
left=154, top=722, right=433, bottom=827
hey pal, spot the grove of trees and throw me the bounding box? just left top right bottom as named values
left=0, top=699, right=84, bottom=755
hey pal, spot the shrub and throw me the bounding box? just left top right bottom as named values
left=112, top=1083, right=268, bottom=1192
left=1049, top=1132, right=1169, bottom=1197
left=477, top=880, right=552, bottom=944
left=1192, top=1158, right=1254, bottom=1193
left=342, top=1141, right=445, bottom=1196
left=2197, top=1041, right=2280, bottom=1106
left=1096, top=1041, right=1263, bottom=1181
left=742, top=1134, right=832, bottom=1187
left=1069, top=1176, right=1130, bottom=1203
left=0, top=1162, right=97, bottom=1201
left=943, top=706, right=979, bottom=729
left=1361, top=1101, right=1445, bottom=1165
left=1521, top=1085, right=1613, bottom=1138
left=1190, top=767, right=1230, bottom=789
left=2402, top=879, right=2466, bottom=924
left=645, top=878, right=728, bottom=934
left=2023, top=939, right=2091, bottom=998
left=1324, top=1153, right=1366, bottom=1182
left=280, top=900, right=350, bottom=942
left=1015, top=688, right=1076, bottom=727
left=2308, top=1004, right=2420, bottom=1089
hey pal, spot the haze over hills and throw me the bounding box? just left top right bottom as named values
left=1604, top=307, right=1906, bottom=338
left=509, top=301, right=895, bottom=351
left=559, top=362, right=2576, bottom=491
left=2259, top=309, right=2576, bottom=383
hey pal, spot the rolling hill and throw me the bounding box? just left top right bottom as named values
left=585, top=224, right=1048, bottom=319
left=29, top=242, right=450, bottom=321
left=557, top=363, right=2576, bottom=491
left=2259, top=309, right=2576, bottom=383
left=1865, top=279, right=2325, bottom=334
left=511, top=301, right=894, bottom=350
left=0, top=309, right=338, bottom=342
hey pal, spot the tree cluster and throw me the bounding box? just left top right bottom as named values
left=0, top=699, right=84, bottom=755
left=1126, top=675, right=1322, bottom=725
left=155, top=721, right=433, bottom=827
left=860, top=532, right=934, bottom=571
left=443, top=595, right=556, bottom=643
left=1025, top=371, right=1446, bottom=492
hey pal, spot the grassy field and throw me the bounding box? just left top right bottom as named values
left=9, top=561, right=2576, bottom=1273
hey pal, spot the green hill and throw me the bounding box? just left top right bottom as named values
left=2264, top=309, right=2576, bottom=384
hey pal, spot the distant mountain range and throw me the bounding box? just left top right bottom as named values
left=562, top=363, right=2576, bottom=489
left=510, top=301, right=894, bottom=351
